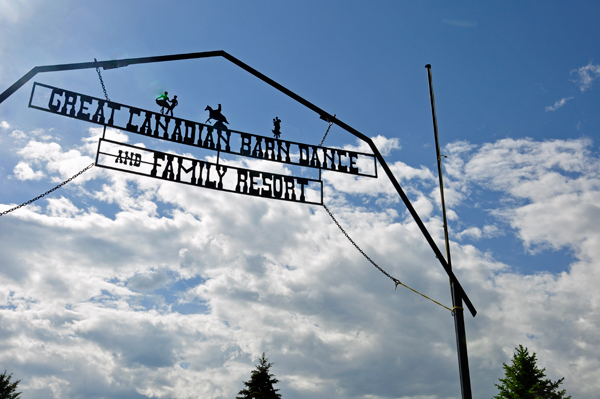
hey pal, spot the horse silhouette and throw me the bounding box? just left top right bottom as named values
left=205, top=104, right=229, bottom=125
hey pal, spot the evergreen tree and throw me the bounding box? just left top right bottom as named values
left=0, top=370, right=21, bottom=399
left=494, top=345, right=571, bottom=399
left=237, top=353, right=282, bottom=399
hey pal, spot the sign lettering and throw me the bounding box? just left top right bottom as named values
left=29, top=82, right=377, bottom=177
left=95, top=139, right=323, bottom=205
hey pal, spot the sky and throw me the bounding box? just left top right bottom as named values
left=1, top=1, right=600, bottom=398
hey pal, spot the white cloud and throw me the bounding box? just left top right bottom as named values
left=441, top=136, right=600, bottom=396
left=9, top=128, right=61, bottom=141
left=1, top=120, right=9, bottom=130
left=545, top=96, right=573, bottom=111
left=483, top=224, right=502, bottom=237
left=2, top=133, right=600, bottom=399
left=456, top=138, right=592, bottom=202
left=343, top=135, right=401, bottom=156
left=16, top=136, right=97, bottom=184
left=322, top=159, right=434, bottom=203
left=457, top=226, right=482, bottom=240
left=13, top=161, right=44, bottom=180
left=10, top=129, right=26, bottom=139
left=456, top=225, right=502, bottom=241
left=571, top=62, right=600, bottom=92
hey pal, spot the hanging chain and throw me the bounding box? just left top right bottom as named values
left=318, top=116, right=458, bottom=313
left=0, top=163, right=95, bottom=217
left=323, top=203, right=398, bottom=282
left=1, top=61, right=108, bottom=218
left=319, top=114, right=335, bottom=147
left=94, top=58, right=110, bottom=102
left=322, top=203, right=457, bottom=313
left=319, top=116, right=400, bottom=281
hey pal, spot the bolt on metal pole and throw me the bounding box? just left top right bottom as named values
left=425, top=64, right=473, bottom=399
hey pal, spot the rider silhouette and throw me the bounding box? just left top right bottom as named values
left=272, top=117, right=281, bottom=139
left=166, top=95, right=178, bottom=116
left=156, top=91, right=170, bottom=114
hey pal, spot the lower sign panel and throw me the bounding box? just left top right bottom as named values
left=95, top=139, right=323, bottom=205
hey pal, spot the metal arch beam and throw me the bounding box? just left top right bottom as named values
left=0, top=50, right=476, bottom=316
left=0, top=51, right=225, bottom=105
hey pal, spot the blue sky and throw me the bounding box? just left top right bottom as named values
left=1, top=1, right=600, bottom=398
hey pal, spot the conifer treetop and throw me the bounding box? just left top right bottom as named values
left=237, top=353, right=282, bottom=399
left=494, top=345, right=571, bottom=399
left=0, top=370, right=22, bottom=399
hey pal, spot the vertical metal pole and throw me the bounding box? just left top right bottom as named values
left=425, top=64, right=472, bottom=399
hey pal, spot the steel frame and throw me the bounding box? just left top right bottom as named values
left=1, top=49, right=476, bottom=398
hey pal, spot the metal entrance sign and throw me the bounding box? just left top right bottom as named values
left=2, top=52, right=478, bottom=399
left=96, top=138, right=322, bottom=205
left=28, top=82, right=378, bottom=178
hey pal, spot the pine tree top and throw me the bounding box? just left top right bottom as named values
left=493, top=345, right=571, bottom=399
left=237, top=353, right=282, bottom=399
left=0, top=370, right=22, bottom=399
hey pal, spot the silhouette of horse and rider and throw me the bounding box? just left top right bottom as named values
left=205, top=104, right=229, bottom=130
left=156, top=91, right=178, bottom=116
left=156, top=93, right=230, bottom=131
left=156, top=94, right=283, bottom=138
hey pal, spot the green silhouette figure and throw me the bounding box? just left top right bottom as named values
left=156, top=91, right=170, bottom=114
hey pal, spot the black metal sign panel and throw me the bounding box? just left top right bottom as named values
left=29, top=82, right=377, bottom=178
left=95, top=138, right=323, bottom=205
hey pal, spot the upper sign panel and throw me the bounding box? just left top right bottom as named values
left=29, top=82, right=378, bottom=178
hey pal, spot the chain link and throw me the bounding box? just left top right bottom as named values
left=318, top=117, right=400, bottom=282
left=0, top=58, right=111, bottom=216
left=323, top=203, right=399, bottom=283
left=322, top=203, right=455, bottom=313
left=0, top=163, right=94, bottom=217
left=2, top=59, right=102, bottom=218
left=318, top=114, right=335, bottom=147
left=2, top=58, right=104, bottom=217
left=94, top=58, right=110, bottom=102
left=319, top=113, right=454, bottom=313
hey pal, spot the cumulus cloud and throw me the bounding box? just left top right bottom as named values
left=444, top=137, right=600, bottom=397
left=545, top=96, right=573, bottom=111
left=13, top=128, right=108, bottom=184
left=571, top=62, right=600, bottom=92
left=13, top=161, right=45, bottom=180
left=456, top=224, right=502, bottom=241
left=1, top=132, right=600, bottom=399
left=10, top=129, right=27, bottom=139
left=343, top=135, right=401, bottom=156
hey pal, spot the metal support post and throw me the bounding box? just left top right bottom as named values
left=425, top=64, right=472, bottom=399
